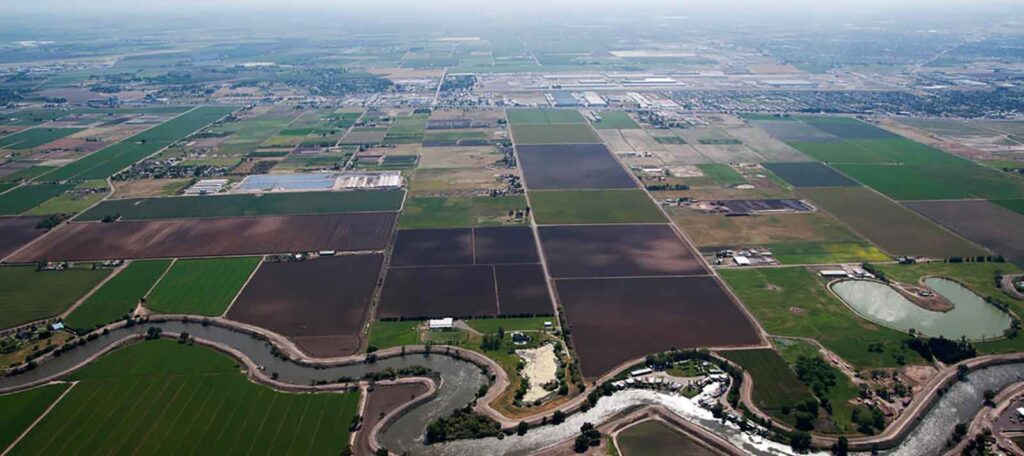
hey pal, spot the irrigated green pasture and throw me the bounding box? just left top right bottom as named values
left=399, top=195, right=527, bottom=228
left=41, top=106, right=236, bottom=182
left=721, top=349, right=815, bottom=415
left=591, top=111, right=640, bottom=129
left=145, top=257, right=261, bottom=316
left=65, top=260, right=172, bottom=331
left=7, top=340, right=359, bottom=455
left=0, top=265, right=109, bottom=330
left=78, top=190, right=403, bottom=221
left=697, top=164, right=747, bottom=187
left=510, top=124, right=602, bottom=145
left=505, top=109, right=586, bottom=125
left=0, top=127, right=82, bottom=150
left=0, top=384, right=70, bottom=450
left=529, top=189, right=665, bottom=225
left=0, top=183, right=72, bottom=215
left=720, top=267, right=921, bottom=368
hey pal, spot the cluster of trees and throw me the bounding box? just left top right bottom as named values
left=424, top=406, right=501, bottom=444
left=903, top=336, right=976, bottom=364
left=573, top=422, right=601, bottom=453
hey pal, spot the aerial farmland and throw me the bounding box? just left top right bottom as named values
left=2, top=3, right=1024, bottom=455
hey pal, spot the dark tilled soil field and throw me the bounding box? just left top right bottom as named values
left=354, top=382, right=430, bottom=456
left=516, top=144, right=637, bottom=190
left=539, top=224, right=707, bottom=278
left=390, top=226, right=538, bottom=267
left=904, top=200, right=1024, bottom=264
left=377, top=265, right=499, bottom=319
left=227, top=254, right=384, bottom=357
left=0, top=216, right=47, bottom=259
left=495, top=264, right=554, bottom=316
left=764, top=162, right=860, bottom=187
left=390, top=228, right=473, bottom=267
left=473, top=226, right=539, bottom=264
left=10, top=213, right=397, bottom=261
left=556, top=276, right=763, bottom=379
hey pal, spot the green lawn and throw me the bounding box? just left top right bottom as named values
left=0, top=183, right=72, bottom=215
left=399, top=195, right=527, bottom=228
left=65, top=260, right=172, bottom=331
left=529, top=190, right=666, bottom=225
left=720, top=267, right=921, bottom=368
left=367, top=320, right=421, bottom=349
left=41, top=106, right=236, bottom=182
left=0, top=384, right=70, bottom=451
left=766, top=242, right=889, bottom=265
left=7, top=340, right=359, bottom=455
left=697, top=164, right=748, bottom=187
left=466, top=316, right=555, bottom=334
left=591, top=111, right=640, bottom=129
left=78, top=190, right=403, bottom=221
left=510, top=124, right=602, bottom=145
left=144, top=257, right=261, bottom=316
left=0, top=265, right=109, bottom=330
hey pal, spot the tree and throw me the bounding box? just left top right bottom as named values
left=790, top=431, right=812, bottom=453
left=833, top=436, right=848, bottom=456
left=552, top=410, right=566, bottom=424
left=517, top=421, right=529, bottom=436
left=375, top=448, right=389, bottom=456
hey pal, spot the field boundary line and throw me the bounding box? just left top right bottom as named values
left=60, top=261, right=129, bottom=319
left=220, top=256, right=265, bottom=317
left=139, top=258, right=177, bottom=312
left=552, top=274, right=714, bottom=281
left=2, top=381, right=77, bottom=456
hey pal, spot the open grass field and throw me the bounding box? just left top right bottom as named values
left=720, top=267, right=922, bottom=368
left=0, top=183, right=72, bottom=215
left=145, top=257, right=260, bottom=316
left=0, top=265, right=109, bottom=330
left=766, top=241, right=889, bottom=265
left=763, top=162, right=859, bottom=188
left=616, top=420, right=716, bottom=456
left=671, top=211, right=867, bottom=249
left=510, top=124, right=602, bottom=145
left=591, top=111, right=640, bottom=130
left=0, top=384, right=70, bottom=451
left=64, top=260, right=172, bottom=331
left=799, top=187, right=988, bottom=258
left=367, top=320, right=420, bottom=349
left=398, top=195, right=526, bottom=228
left=466, top=316, right=554, bottom=334
left=721, top=349, right=816, bottom=417
left=0, top=127, right=83, bottom=150
left=40, top=106, right=236, bottom=182
left=78, top=190, right=403, bottom=221
left=529, top=189, right=666, bottom=225
left=834, top=163, right=1024, bottom=201
left=6, top=340, right=360, bottom=455
left=773, top=338, right=861, bottom=434
left=505, top=109, right=586, bottom=125
left=697, top=164, right=747, bottom=187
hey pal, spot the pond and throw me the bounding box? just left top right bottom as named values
left=831, top=278, right=1011, bottom=341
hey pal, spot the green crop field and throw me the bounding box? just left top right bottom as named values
left=773, top=338, right=861, bottom=434
left=399, top=195, right=527, bottom=228
left=721, top=349, right=816, bottom=418
left=65, top=260, right=172, bottom=331
left=0, top=183, right=72, bottom=215
left=799, top=187, right=988, bottom=258
left=0, top=127, right=82, bottom=150
left=78, top=190, right=403, bottom=221
left=367, top=320, right=420, bottom=349
left=697, top=164, right=747, bottom=187
left=145, top=257, right=261, bottom=316
left=505, top=109, right=586, bottom=125
left=766, top=241, right=889, bottom=265
left=993, top=199, right=1024, bottom=216
left=6, top=340, right=359, bottom=455
left=40, top=106, right=236, bottom=182
left=466, top=316, right=555, bottom=334
left=720, top=267, right=921, bottom=368
left=0, top=166, right=56, bottom=183
left=510, top=123, right=602, bottom=145
left=834, top=163, right=1024, bottom=201
left=529, top=189, right=665, bottom=224
left=0, top=384, right=70, bottom=450
left=591, top=111, right=640, bottom=129
left=0, top=265, right=109, bottom=330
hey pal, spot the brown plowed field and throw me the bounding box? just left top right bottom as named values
left=904, top=200, right=1024, bottom=264
left=539, top=224, right=707, bottom=278
left=227, top=254, right=384, bottom=358
left=11, top=213, right=397, bottom=261
left=354, top=382, right=430, bottom=456
left=0, top=216, right=47, bottom=259
left=556, top=276, right=762, bottom=379
left=390, top=226, right=539, bottom=267
left=516, top=144, right=637, bottom=190
left=495, top=264, right=553, bottom=315
left=377, top=265, right=498, bottom=319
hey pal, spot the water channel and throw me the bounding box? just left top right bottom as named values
left=1, top=319, right=1021, bottom=456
